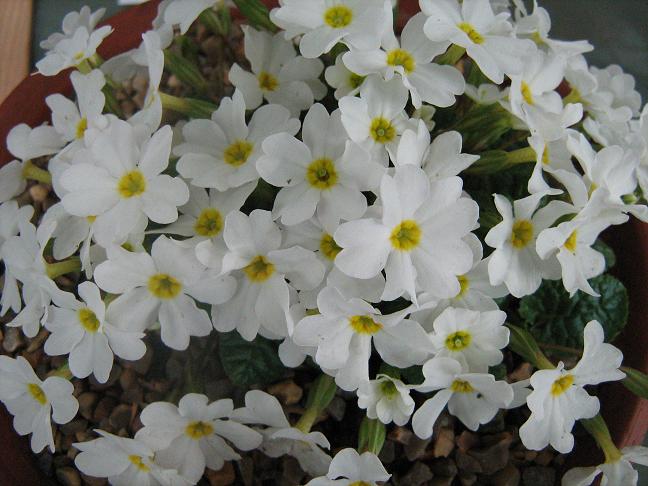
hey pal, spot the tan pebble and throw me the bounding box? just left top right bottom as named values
left=29, top=184, right=50, bottom=202
left=56, top=467, right=82, bottom=486
left=205, top=462, right=236, bottom=486
left=433, top=427, right=455, bottom=458
left=267, top=380, right=303, bottom=406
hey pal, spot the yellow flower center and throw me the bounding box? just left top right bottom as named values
left=194, top=208, right=224, bottom=237
left=86, top=215, right=97, bottom=224
left=27, top=383, right=47, bottom=406
left=386, top=48, right=416, bottom=74
left=258, top=71, right=279, bottom=92
left=457, top=22, right=484, bottom=44
left=521, top=81, right=534, bottom=105
left=75, top=117, right=88, bottom=139
left=243, top=255, right=275, bottom=283
left=510, top=219, right=534, bottom=249
left=370, top=117, right=396, bottom=144
left=349, top=72, right=365, bottom=89
left=349, top=315, right=383, bottom=335
left=445, top=330, right=472, bottom=351
left=122, top=242, right=134, bottom=251
left=542, top=146, right=550, bottom=166
left=380, top=380, right=399, bottom=399
left=306, top=158, right=338, bottom=190
left=551, top=374, right=574, bottom=396
left=324, top=5, right=353, bottom=28
left=564, top=230, right=578, bottom=253
left=148, top=273, right=182, bottom=299
left=223, top=140, right=254, bottom=167
left=128, top=455, right=151, bottom=472
left=390, top=220, right=422, bottom=251
left=78, top=307, right=100, bottom=333
left=456, top=275, right=470, bottom=298
left=451, top=379, right=475, bottom=393
left=117, top=170, right=147, bottom=198
left=73, top=51, right=85, bottom=61
left=185, top=420, right=214, bottom=440
left=320, top=233, right=342, bottom=260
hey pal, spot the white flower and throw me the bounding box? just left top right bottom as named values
left=270, top=0, right=388, bottom=58
left=231, top=390, right=332, bottom=476
left=163, top=0, right=219, bottom=34
left=0, top=200, right=33, bottom=250
left=339, top=76, right=411, bottom=164
left=137, top=393, right=263, bottom=483
left=519, top=320, right=625, bottom=454
left=0, top=356, right=78, bottom=453
left=74, top=430, right=191, bottom=486
left=343, top=13, right=465, bottom=108
left=0, top=123, right=64, bottom=203
left=412, top=356, right=513, bottom=437
left=129, top=31, right=166, bottom=133
left=589, top=65, right=643, bottom=119
left=46, top=69, right=107, bottom=145
left=420, top=0, right=535, bottom=83
left=357, top=374, right=415, bottom=426
left=324, top=54, right=367, bottom=100
left=464, top=83, right=507, bottom=105
left=428, top=307, right=509, bottom=372
left=1, top=221, right=77, bottom=337
left=335, top=165, right=479, bottom=303
left=36, top=22, right=113, bottom=76
left=485, top=192, right=574, bottom=298
left=562, top=446, right=648, bottom=486
left=94, top=236, right=235, bottom=350
left=306, top=448, right=390, bottom=486
left=292, top=286, right=430, bottom=391
left=175, top=90, right=300, bottom=191
left=44, top=281, right=146, bottom=383
left=229, top=26, right=326, bottom=115
left=392, top=120, right=479, bottom=180
left=60, top=120, right=189, bottom=246
left=527, top=134, right=579, bottom=195
left=40, top=6, right=106, bottom=50
left=213, top=210, right=325, bottom=340
left=258, top=103, right=383, bottom=228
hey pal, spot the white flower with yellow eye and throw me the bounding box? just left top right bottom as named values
left=306, top=448, right=390, bottom=486
left=74, top=430, right=191, bottom=486
left=60, top=120, right=189, bottom=247
left=213, top=210, right=325, bottom=341
left=562, top=446, right=648, bottom=486
left=428, top=306, right=509, bottom=372
left=0, top=123, right=64, bottom=203
left=36, top=22, right=113, bottom=77
left=335, top=165, right=479, bottom=303
left=357, top=374, right=415, bottom=426
left=229, top=27, right=326, bottom=115
left=343, top=13, right=465, bottom=109
left=0, top=356, right=78, bottom=453
left=519, top=320, right=625, bottom=454
left=44, top=281, right=146, bottom=383
left=412, top=356, right=513, bottom=438
left=46, top=69, right=107, bottom=145
left=527, top=134, right=580, bottom=195
left=339, top=76, right=411, bottom=165
left=271, top=0, right=389, bottom=59
left=137, top=393, right=262, bottom=483
left=485, top=192, right=575, bottom=298
left=420, top=0, right=535, bottom=84
left=292, top=286, right=430, bottom=391
left=175, top=89, right=300, bottom=191
left=158, top=184, right=256, bottom=270
left=94, top=236, right=236, bottom=350
left=162, top=0, right=219, bottom=34
left=258, top=103, right=383, bottom=228
left=324, top=54, right=367, bottom=100
left=231, top=390, right=332, bottom=477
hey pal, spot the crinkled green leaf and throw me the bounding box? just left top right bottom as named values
left=218, top=332, right=287, bottom=387
left=593, top=239, right=616, bottom=270
left=518, top=274, right=628, bottom=348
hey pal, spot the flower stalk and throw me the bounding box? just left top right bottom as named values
left=232, top=0, right=277, bottom=32
left=581, top=414, right=623, bottom=463
left=164, top=49, right=211, bottom=95
left=296, top=374, right=336, bottom=433
left=200, top=7, right=231, bottom=37
left=22, top=160, right=52, bottom=184
left=358, top=417, right=386, bottom=455
left=46, top=257, right=81, bottom=279
left=159, top=92, right=217, bottom=118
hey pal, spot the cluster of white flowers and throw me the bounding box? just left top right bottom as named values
left=1, top=0, right=648, bottom=485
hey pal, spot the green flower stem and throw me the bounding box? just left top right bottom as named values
left=436, top=44, right=466, bottom=65
left=581, top=414, right=623, bottom=463
left=200, top=7, right=231, bottom=36
left=358, top=417, right=386, bottom=455
left=232, top=0, right=277, bottom=32
left=164, top=49, right=211, bottom=95
left=46, top=257, right=81, bottom=279
left=296, top=374, right=337, bottom=433
left=48, top=361, right=73, bottom=379
left=506, top=146, right=537, bottom=165
left=159, top=92, right=216, bottom=118
left=22, top=160, right=52, bottom=184
left=538, top=342, right=583, bottom=357
left=506, top=324, right=555, bottom=370
left=103, top=86, right=124, bottom=118
left=76, top=59, right=93, bottom=74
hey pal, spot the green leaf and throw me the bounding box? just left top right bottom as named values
left=400, top=365, right=424, bottom=385
left=518, top=274, right=628, bottom=348
left=218, top=332, right=287, bottom=387
left=593, top=239, right=616, bottom=270
left=621, top=366, right=648, bottom=400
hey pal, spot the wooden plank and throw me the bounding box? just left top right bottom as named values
left=0, top=0, right=33, bottom=104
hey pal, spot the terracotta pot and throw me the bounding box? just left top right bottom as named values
left=0, top=0, right=645, bottom=483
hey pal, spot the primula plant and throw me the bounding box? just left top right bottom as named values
left=2, top=0, right=648, bottom=485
